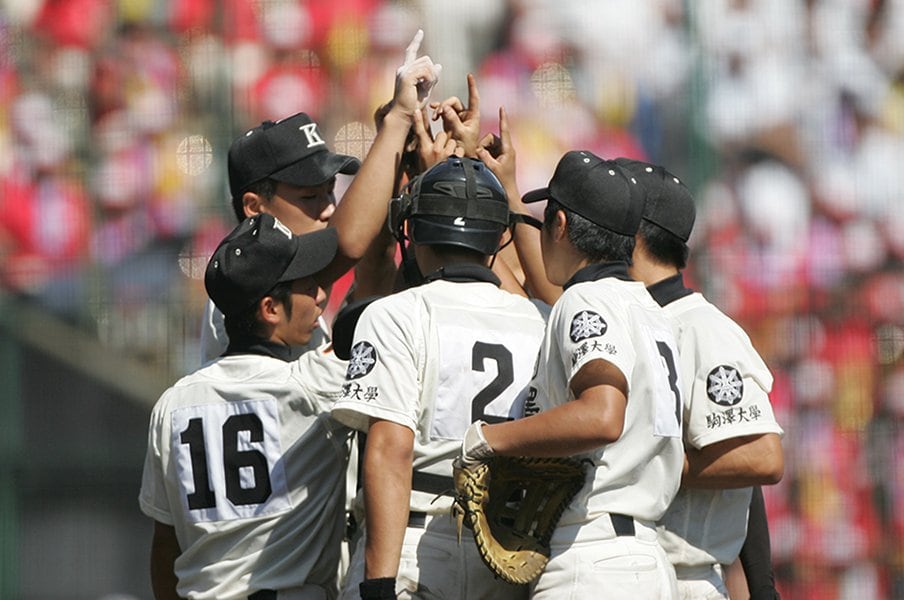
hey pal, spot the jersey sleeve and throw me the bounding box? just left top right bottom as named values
left=681, top=311, right=783, bottom=449
left=292, top=345, right=349, bottom=413
left=554, top=287, right=636, bottom=388
left=331, top=295, right=421, bottom=433
left=138, top=394, right=175, bottom=525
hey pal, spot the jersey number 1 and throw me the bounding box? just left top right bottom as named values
left=180, top=414, right=272, bottom=509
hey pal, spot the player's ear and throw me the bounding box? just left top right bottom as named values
left=551, top=209, right=568, bottom=242
left=258, top=295, right=282, bottom=326
left=243, top=191, right=264, bottom=217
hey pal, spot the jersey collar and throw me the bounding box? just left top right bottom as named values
left=563, top=261, right=632, bottom=290
left=224, top=337, right=296, bottom=362
left=646, top=272, right=693, bottom=307
left=422, top=264, right=501, bottom=287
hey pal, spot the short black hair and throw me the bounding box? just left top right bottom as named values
left=544, top=199, right=634, bottom=264
left=223, top=279, right=293, bottom=340
left=638, top=219, right=689, bottom=269
left=231, top=178, right=277, bottom=223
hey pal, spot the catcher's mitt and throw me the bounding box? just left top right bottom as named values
left=452, top=455, right=587, bottom=585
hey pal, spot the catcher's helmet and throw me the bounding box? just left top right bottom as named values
left=391, top=157, right=511, bottom=256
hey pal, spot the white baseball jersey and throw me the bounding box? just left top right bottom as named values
left=199, top=298, right=329, bottom=365
left=526, top=265, right=685, bottom=531
left=139, top=346, right=352, bottom=600
left=650, top=275, right=784, bottom=568
left=331, top=271, right=547, bottom=514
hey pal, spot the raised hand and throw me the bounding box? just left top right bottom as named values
left=393, top=29, right=442, bottom=118
left=477, top=106, right=517, bottom=194
left=431, top=73, right=482, bottom=158
left=412, top=107, right=459, bottom=172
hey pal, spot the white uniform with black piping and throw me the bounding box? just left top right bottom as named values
left=525, top=263, right=684, bottom=600
left=139, top=345, right=353, bottom=600
left=331, top=266, right=546, bottom=600
left=650, top=275, right=784, bottom=600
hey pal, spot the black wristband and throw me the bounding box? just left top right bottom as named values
left=359, top=577, right=396, bottom=600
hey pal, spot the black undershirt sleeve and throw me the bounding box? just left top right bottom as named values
left=740, top=485, right=781, bottom=599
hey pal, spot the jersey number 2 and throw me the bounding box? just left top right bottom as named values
left=180, top=414, right=272, bottom=509
left=471, top=341, right=514, bottom=424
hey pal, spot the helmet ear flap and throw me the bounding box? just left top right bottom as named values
left=388, top=185, right=415, bottom=242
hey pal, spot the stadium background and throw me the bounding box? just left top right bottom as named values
left=1, top=0, right=903, bottom=598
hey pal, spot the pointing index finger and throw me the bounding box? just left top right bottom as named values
left=466, top=73, right=480, bottom=113
left=404, top=29, right=424, bottom=66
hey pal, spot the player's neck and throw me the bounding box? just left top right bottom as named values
left=414, top=246, right=490, bottom=275
left=628, top=258, right=679, bottom=287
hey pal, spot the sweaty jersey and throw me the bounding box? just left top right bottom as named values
left=331, top=266, right=547, bottom=514
left=526, top=264, right=685, bottom=528
left=650, top=274, right=784, bottom=568
left=139, top=343, right=352, bottom=599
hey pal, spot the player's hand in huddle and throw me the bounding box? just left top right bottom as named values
left=431, top=73, right=482, bottom=158
left=392, top=29, right=442, bottom=120
left=411, top=107, right=459, bottom=172
left=477, top=106, right=518, bottom=204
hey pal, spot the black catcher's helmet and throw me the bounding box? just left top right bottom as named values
left=391, top=157, right=511, bottom=256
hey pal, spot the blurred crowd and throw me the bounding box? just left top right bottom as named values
left=2, top=0, right=904, bottom=597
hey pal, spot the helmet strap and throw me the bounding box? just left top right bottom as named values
left=398, top=240, right=424, bottom=288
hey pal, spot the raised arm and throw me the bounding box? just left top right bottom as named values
left=477, top=106, right=561, bottom=304
left=320, top=31, right=441, bottom=285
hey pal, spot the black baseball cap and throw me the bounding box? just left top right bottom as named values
left=614, top=158, right=696, bottom=242
left=522, top=150, right=645, bottom=236
left=205, top=213, right=338, bottom=317
left=228, top=112, right=361, bottom=199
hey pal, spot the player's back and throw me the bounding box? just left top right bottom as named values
left=140, top=353, right=352, bottom=599
left=530, top=277, right=685, bottom=528
left=657, top=291, right=782, bottom=568
left=334, top=277, right=546, bottom=513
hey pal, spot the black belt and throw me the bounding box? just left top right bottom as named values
left=411, top=471, right=453, bottom=495
left=611, top=513, right=635, bottom=537
left=408, top=511, right=428, bottom=528
left=408, top=511, right=633, bottom=535
left=249, top=591, right=277, bottom=600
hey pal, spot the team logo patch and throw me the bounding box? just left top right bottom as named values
left=346, top=341, right=378, bottom=380
left=706, top=365, right=744, bottom=406
left=569, top=310, right=607, bottom=343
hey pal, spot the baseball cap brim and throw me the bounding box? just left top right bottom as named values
left=271, top=151, right=361, bottom=187
left=279, top=227, right=339, bottom=283
left=521, top=187, right=552, bottom=204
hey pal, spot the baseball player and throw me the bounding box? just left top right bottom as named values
left=458, top=150, right=684, bottom=599
left=200, top=29, right=442, bottom=365
left=615, top=157, right=784, bottom=600
left=139, top=213, right=353, bottom=599
left=330, top=156, right=546, bottom=600
left=198, top=110, right=360, bottom=364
